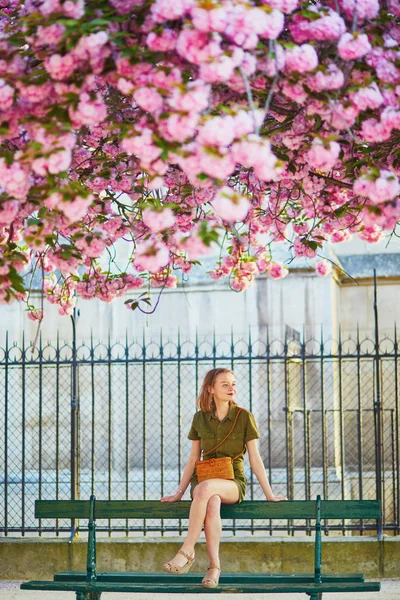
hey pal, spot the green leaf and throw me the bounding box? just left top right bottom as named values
left=27, top=218, right=41, bottom=227
left=8, top=268, right=26, bottom=294
left=299, top=9, right=321, bottom=21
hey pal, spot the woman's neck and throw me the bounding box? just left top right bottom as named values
left=214, top=400, right=230, bottom=421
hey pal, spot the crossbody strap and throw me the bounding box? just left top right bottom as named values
left=202, top=408, right=244, bottom=458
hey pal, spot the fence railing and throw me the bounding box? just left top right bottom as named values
left=0, top=324, right=399, bottom=537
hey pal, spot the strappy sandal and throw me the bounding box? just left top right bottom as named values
left=163, top=549, right=196, bottom=575
left=202, top=564, right=221, bottom=588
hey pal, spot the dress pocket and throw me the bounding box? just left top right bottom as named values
left=198, top=429, right=215, bottom=454
left=198, top=429, right=215, bottom=439
left=224, top=431, right=245, bottom=456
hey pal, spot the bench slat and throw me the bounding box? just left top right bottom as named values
left=35, top=499, right=381, bottom=520
left=53, top=571, right=365, bottom=583
left=21, top=580, right=381, bottom=594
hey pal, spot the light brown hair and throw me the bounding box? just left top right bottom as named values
left=197, top=368, right=237, bottom=412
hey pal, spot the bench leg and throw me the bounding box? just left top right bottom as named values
left=309, top=594, right=323, bottom=600
left=79, top=593, right=102, bottom=600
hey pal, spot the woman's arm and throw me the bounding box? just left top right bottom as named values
left=246, top=439, right=287, bottom=502
left=161, top=440, right=201, bottom=502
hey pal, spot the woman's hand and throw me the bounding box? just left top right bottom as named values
left=161, top=491, right=184, bottom=503
left=267, top=494, right=288, bottom=502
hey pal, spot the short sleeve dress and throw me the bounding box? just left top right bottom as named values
left=187, top=403, right=260, bottom=503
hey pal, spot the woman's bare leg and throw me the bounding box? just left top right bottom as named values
left=163, top=480, right=238, bottom=571
left=203, top=494, right=222, bottom=583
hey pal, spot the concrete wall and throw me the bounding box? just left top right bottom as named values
left=2, top=268, right=399, bottom=350
left=1, top=271, right=345, bottom=346
left=339, top=278, right=400, bottom=340
left=0, top=537, right=399, bottom=580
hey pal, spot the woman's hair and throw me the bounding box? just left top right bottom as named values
left=196, top=368, right=237, bottom=412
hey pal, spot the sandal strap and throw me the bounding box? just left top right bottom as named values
left=207, top=564, right=221, bottom=570
left=178, top=549, right=194, bottom=562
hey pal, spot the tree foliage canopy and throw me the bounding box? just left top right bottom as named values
left=1, top=0, right=400, bottom=318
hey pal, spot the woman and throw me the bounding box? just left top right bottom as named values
left=161, top=367, right=287, bottom=588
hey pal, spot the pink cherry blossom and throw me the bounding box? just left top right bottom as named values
left=232, top=277, right=253, bottom=291
left=62, top=195, right=94, bottom=222
left=290, top=7, right=345, bottom=43
left=0, top=159, right=30, bottom=201
left=197, top=115, right=235, bottom=147
left=0, top=200, right=19, bottom=225
left=45, top=53, right=76, bottom=80
left=210, top=263, right=231, bottom=279
left=354, top=170, right=400, bottom=204
left=268, top=261, right=289, bottom=279
left=381, top=106, right=400, bottom=130
left=146, top=29, right=178, bottom=52
left=330, top=230, right=352, bottom=243
left=37, top=23, right=66, bottom=45
left=0, top=79, right=14, bottom=109
left=263, top=0, right=298, bottom=13
left=307, top=64, right=344, bottom=92
left=253, top=8, right=284, bottom=41
left=142, top=207, right=175, bottom=232
left=197, top=148, right=236, bottom=180
left=339, top=0, right=379, bottom=21
left=122, top=129, right=162, bottom=165
left=212, top=187, right=251, bottom=222
left=338, top=33, right=372, bottom=61
left=350, top=83, right=384, bottom=112
left=315, top=260, right=332, bottom=277
left=159, top=113, right=199, bottom=143
left=359, top=224, right=384, bottom=243
left=307, top=140, right=341, bottom=173
left=360, top=119, right=392, bottom=142
left=133, top=240, right=170, bottom=273
left=151, top=0, right=195, bottom=23
left=167, top=80, right=210, bottom=112
left=285, top=44, right=318, bottom=74
left=134, top=88, right=164, bottom=114
left=151, top=273, right=178, bottom=288
left=181, top=232, right=213, bottom=259
left=191, top=7, right=228, bottom=33
left=199, top=55, right=238, bottom=83
left=69, top=93, right=108, bottom=127
left=256, top=256, right=271, bottom=273
left=27, top=309, right=44, bottom=321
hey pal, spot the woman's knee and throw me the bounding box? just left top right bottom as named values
left=206, top=494, right=221, bottom=518
left=195, top=480, right=217, bottom=500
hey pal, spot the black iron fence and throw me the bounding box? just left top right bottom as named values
left=1, top=319, right=399, bottom=538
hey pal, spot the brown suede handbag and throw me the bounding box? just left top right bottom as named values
left=195, top=408, right=245, bottom=483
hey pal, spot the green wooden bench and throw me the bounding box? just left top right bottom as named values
left=21, top=495, right=381, bottom=600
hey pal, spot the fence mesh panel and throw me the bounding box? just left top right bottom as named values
left=1, top=328, right=399, bottom=536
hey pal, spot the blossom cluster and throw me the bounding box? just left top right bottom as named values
left=0, top=0, right=399, bottom=317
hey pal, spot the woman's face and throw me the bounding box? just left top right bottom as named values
left=209, top=372, right=236, bottom=402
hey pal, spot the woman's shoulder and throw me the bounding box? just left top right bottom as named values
left=236, top=406, right=254, bottom=417
left=192, top=409, right=209, bottom=421
left=237, top=406, right=258, bottom=423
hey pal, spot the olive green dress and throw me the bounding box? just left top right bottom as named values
left=187, top=404, right=260, bottom=503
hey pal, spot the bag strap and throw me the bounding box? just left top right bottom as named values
left=202, top=407, right=244, bottom=458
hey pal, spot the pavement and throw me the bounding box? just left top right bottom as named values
left=0, top=580, right=399, bottom=600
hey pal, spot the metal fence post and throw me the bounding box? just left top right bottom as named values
left=70, top=306, right=80, bottom=540
left=373, top=269, right=384, bottom=540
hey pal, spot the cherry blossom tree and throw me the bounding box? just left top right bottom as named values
left=0, top=0, right=400, bottom=319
